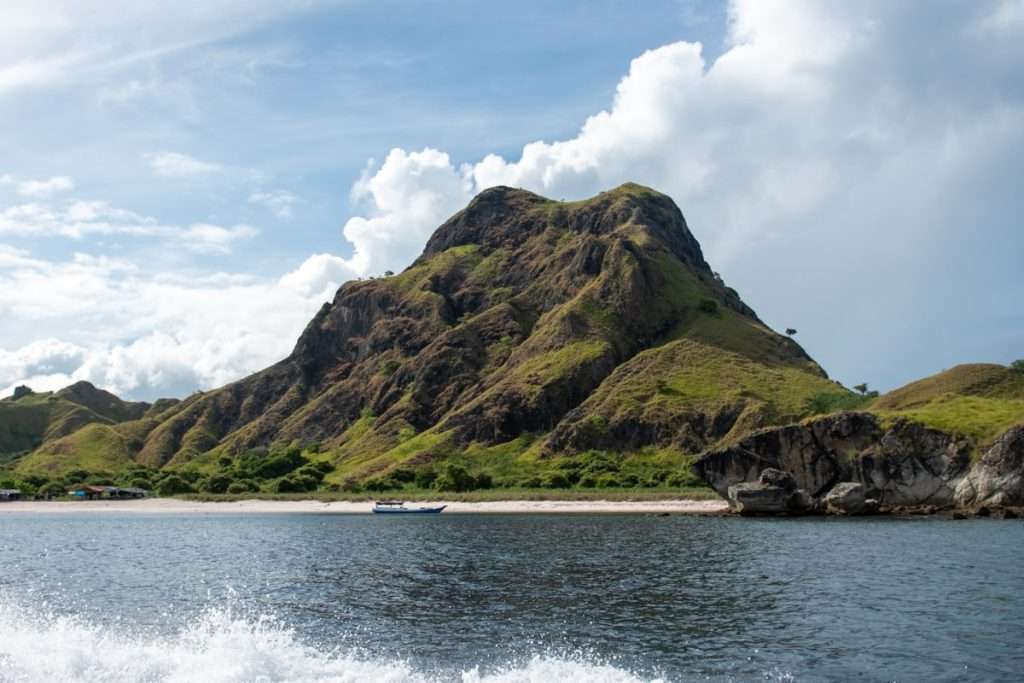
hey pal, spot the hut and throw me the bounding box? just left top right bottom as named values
left=67, top=485, right=147, bottom=500
left=0, top=489, right=22, bottom=501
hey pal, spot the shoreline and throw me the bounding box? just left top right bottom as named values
left=0, top=498, right=728, bottom=515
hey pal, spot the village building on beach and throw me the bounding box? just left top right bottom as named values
left=0, top=488, right=22, bottom=501
left=67, top=485, right=148, bottom=500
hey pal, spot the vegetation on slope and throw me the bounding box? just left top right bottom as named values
left=871, top=363, right=1024, bottom=444
left=15, top=184, right=1010, bottom=496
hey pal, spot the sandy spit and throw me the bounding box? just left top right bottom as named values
left=0, top=498, right=727, bottom=515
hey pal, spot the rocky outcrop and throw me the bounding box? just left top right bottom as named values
left=954, top=425, right=1024, bottom=508
left=727, top=468, right=814, bottom=515
left=823, top=482, right=878, bottom=515
left=694, top=412, right=1024, bottom=513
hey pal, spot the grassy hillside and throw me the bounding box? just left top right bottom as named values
left=871, top=363, right=1024, bottom=444
left=13, top=185, right=1014, bottom=499
left=16, top=423, right=138, bottom=476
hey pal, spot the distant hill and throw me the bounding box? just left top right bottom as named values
left=0, top=383, right=178, bottom=470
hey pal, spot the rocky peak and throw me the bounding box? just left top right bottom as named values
left=418, top=183, right=708, bottom=273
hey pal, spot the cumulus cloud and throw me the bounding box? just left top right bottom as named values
left=335, top=148, right=473, bottom=276
left=146, top=151, right=224, bottom=177
left=249, top=190, right=302, bottom=218
left=279, top=253, right=355, bottom=299
left=0, top=338, right=88, bottom=394
left=0, top=248, right=333, bottom=400
left=320, top=0, right=1024, bottom=390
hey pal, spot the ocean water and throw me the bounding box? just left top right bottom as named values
left=0, top=513, right=1021, bottom=682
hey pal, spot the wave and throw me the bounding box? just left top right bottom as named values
left=0, top=598, right=661, bottom=683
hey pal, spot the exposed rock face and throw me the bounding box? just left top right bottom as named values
left=954, top=426, right=1024, bottom=508
left=694, top=411, right=1024, bottom=512
left=727, top=468, right=814, bottom=515
left=823, top=482, right=878, bottom=515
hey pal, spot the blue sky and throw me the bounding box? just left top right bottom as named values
left=1, top=0, right=1022, bottom=400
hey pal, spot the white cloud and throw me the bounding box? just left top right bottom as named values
left=14, top=176, right=74, bottom=198
left=279, top=253, right=355, bottom=299
left=0, top=338, right=88, bottom=395
left=0, top=197, right=257, bottom=253
left=335, top=148, right=473, bottom=276
left=146, top=151, right=223, bottom=177
left=0, top=248, right=335, bottom=400
left=249, top=190, right=302, bottom=218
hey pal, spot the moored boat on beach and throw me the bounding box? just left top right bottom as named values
left=372, top=500, right=446, bottom=514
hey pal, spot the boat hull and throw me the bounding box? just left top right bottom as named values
left=372, top=505, right=446, bottom=514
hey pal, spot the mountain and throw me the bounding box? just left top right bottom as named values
left=1, top=384, right=152, bottom=458
left=7, top=184, right=873, bottom=485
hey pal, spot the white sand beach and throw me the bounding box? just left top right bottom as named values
left=0, top=498, right=727, bottom=515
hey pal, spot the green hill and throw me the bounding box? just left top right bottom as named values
left=871, top=363, right=1024, bottom=444
left=28, top=184, right=994, bottom=498
left=10, top=184, right=855, bottom=490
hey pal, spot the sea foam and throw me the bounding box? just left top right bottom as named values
left=0, top=598, right=659, bottom=683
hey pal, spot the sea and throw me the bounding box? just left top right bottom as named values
left=0, top=513, right=1021, bottom=682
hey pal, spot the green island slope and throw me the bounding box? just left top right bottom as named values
left=5, top=184, right=1019, bottom=499
left=870, top=363, right=1024, bottom=445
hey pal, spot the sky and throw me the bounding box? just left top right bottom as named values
left=1, top=0, right=1022, bottom=401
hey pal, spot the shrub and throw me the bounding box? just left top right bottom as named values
left=433, top=465, right=475, bottom=492
left=156, top=475, right=194, bottom=496
left=341, top=479, right=363, bottom=493
left=201, top=474, right=233, bottom=494
left=804, top=391, right=872, bottom=415
left=619, top=474, right=639, bottom=488
left=64, top=469, right=90, bottom=485
left=37, top=482, right=67, bottom=498
left=541, top=472, right=570, bottom=489
left=274, top=477, right=303, bottom=493
left=518, top=476, right=542, bottom=489
left=226, top=481, right=257, bottom=495
left=474, top=472, right=493, bottom=490
left=293, top=465, right=327, bottom=483
left=217, top=455, right=233, bottom=468
left=127, top=478, right=152, bottom=491
left=1011, top=359, right=1024, bottom=373
left=21, top=474, right=49, bottom=488
left=291, top=474, right=320, bottom=491
left=595, top=474, right=621, bottom=488
left=698, top=299, right=719, bottom=316
left=390, top=468, right=415, bottom=483
left=414, top=469, right=437, bottom=489
left=310, top=460, right=335, bottom=475
left=666, top=470, right=700, bottom=488
left=253, top=451, right=308, bottom=479
left=579, top=475, right=597, bottom=488
left=363, top=478, right=392, bottom=492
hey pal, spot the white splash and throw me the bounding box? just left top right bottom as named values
left=0, top=599, right=659, bottom=683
